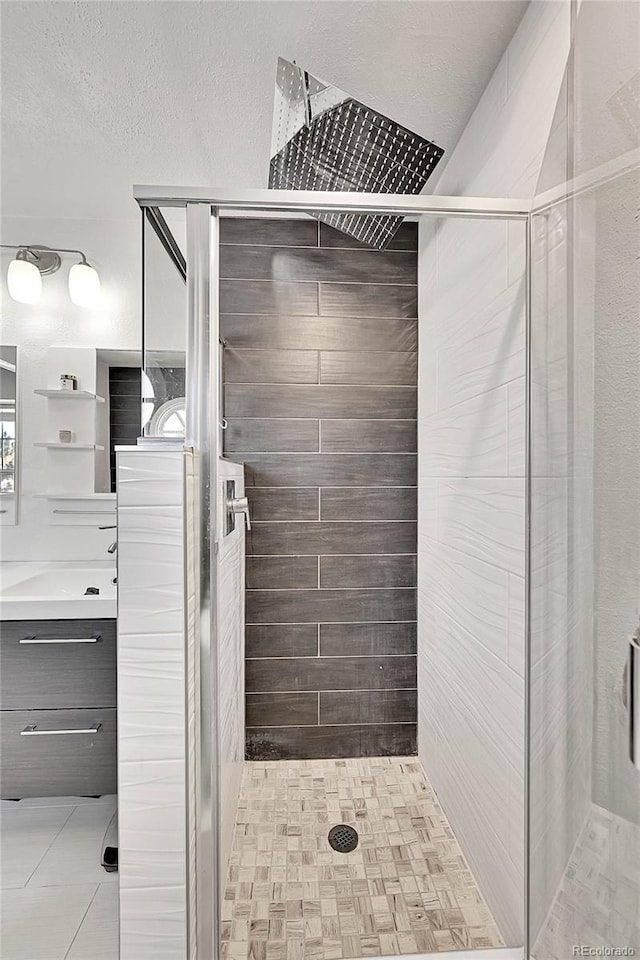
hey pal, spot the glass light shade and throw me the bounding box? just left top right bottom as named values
left=7, top=258, right=42, bottom=304
left=68, top=262, right=101, bottom=307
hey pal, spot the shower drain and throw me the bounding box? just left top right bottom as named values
left=328, top=824, right=359, bottom=853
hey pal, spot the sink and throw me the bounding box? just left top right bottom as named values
left=2, top=568, right=116, bottom=598
left=0, top=562, right=117, bottom=620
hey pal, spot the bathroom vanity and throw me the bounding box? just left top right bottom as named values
left=0, top=563, right=117, bottom=798
left=0, top=617, right=117, bottom=797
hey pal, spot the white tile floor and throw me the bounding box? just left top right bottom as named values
left=0, top=795, right=119, bottom=960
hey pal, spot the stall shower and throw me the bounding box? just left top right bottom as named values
left=127, top=191, right=530, bottom=960
left=117, top=7, right=640, bottom=959
left=215, top=214, right=505, bottom=959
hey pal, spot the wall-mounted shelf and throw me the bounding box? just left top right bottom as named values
left=34, top=442, right=105, bottom=450
left=34, top=389, right=105, bottom=403
left=32, top=350, right=112, bottom=515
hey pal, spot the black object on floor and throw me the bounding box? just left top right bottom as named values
left=102, top=845, right=118, bottom=873
left=328, top=824, right=358, bottom=853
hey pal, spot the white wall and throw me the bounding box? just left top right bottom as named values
left=0, top=213, right=184, bottom=561
left=417, top=0, right=571, bottom=944
left=118, top=447, right=246, bottom=959
left=117, top=446, right=188, bottom=960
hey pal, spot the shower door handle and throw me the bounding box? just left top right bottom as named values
left=628, top=629, right=640, bottom=771
left=229, top=496, right=251, bottom=531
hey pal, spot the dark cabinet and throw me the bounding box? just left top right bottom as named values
left=0, top=618, right=117, bottom=798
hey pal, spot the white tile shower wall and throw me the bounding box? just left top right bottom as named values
left=417, top=0, right=571, bottom=945
left=118, top=449, right=246, bottom=958
left=217, top=459, right=246, bottom=897
left=117, top=447, right=187, bottom=960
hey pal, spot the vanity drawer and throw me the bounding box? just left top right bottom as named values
left=0, top=619, right=116, bottom=709
left=0, top=708, right=117, bottom=798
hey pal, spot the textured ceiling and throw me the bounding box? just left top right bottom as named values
left=0, top=0, right=528, bottom=221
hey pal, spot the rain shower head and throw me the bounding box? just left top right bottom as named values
left=269, top=57, right=445, bottom=250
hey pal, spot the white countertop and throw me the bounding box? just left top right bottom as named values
left=0, top=561, right=117, bottom=620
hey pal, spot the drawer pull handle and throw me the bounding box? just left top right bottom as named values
left=19, top=635, right=101, bottom=644
left=20, top=722, right=102, bottom=736
left=52, top=509, right=115, bottom=515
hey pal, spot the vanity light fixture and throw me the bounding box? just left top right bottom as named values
left=6, top=250, right=49, bottom=304
left=68, top=261, right=101, bottom=307
left=1, top=244, right=101, bottom=307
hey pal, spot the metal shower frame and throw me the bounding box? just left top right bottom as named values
left=134, top=185, right=534, bottom=960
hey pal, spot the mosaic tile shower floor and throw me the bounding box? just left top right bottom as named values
left=222, top=757, right=504, bottom=960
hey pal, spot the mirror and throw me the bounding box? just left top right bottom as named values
left=0, top=345, right=18, bottom=524
left=142, top=207, right=187, bottom=440
left=97, top=349, right=186, bottom=482
left=97, top=349, right=143, bottom=493
left=148, top=395, right=186, bottom=438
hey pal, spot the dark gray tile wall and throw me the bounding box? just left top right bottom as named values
left=108, top=368, right=141, bottom=492
left=220, top=217, right=418, bottom=760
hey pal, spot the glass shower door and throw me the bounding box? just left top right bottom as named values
left=527, top=2, right=640, bottom=957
